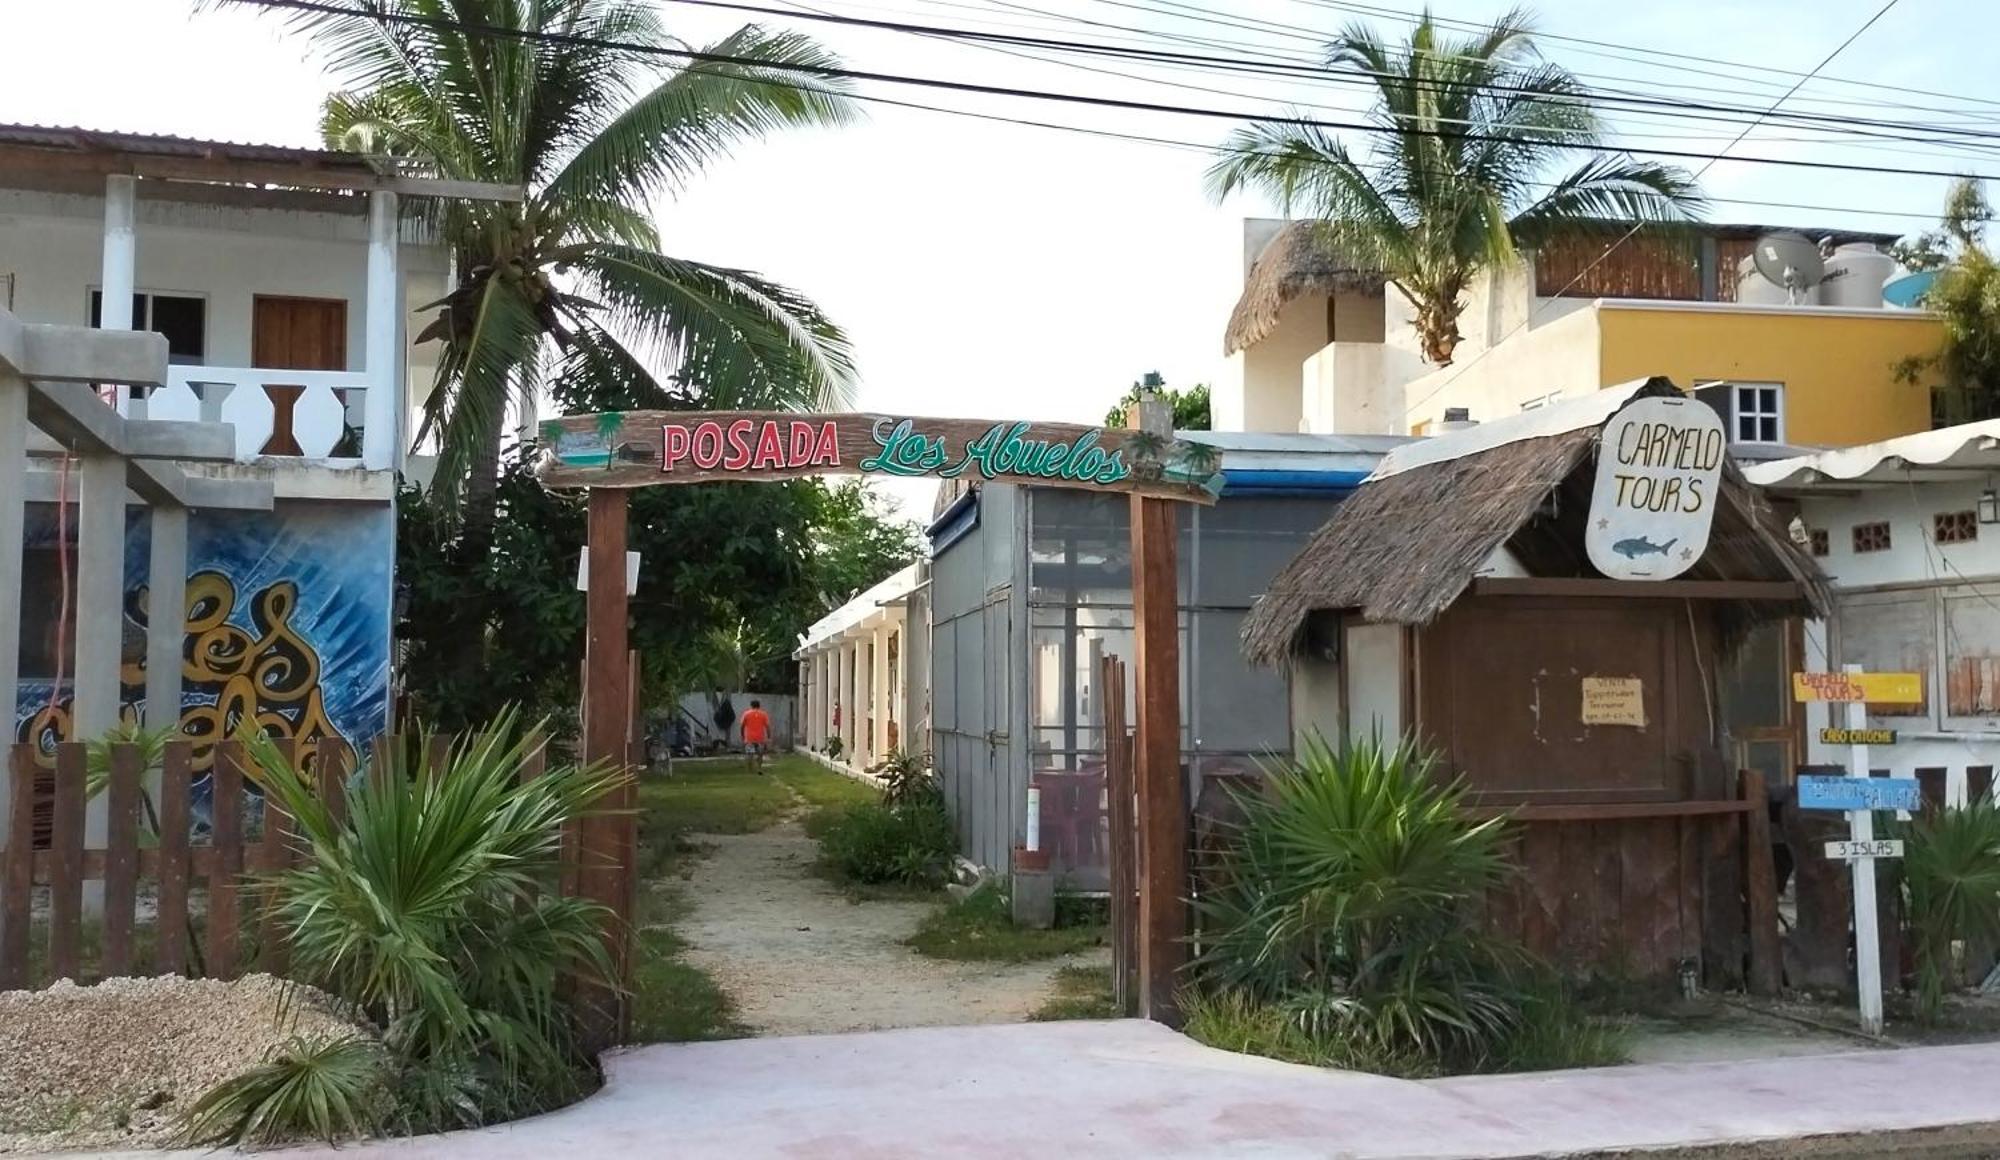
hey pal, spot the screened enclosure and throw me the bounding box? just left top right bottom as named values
left=930, top=481, right=1344, bottom=889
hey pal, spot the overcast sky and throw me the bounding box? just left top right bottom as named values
left=5, top=0, right=1994, bottom=517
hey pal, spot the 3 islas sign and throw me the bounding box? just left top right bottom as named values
left=1584, top=395, right=1726, bottom=581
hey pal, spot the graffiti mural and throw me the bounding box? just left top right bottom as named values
left=13, top=502, right=393, bottom=777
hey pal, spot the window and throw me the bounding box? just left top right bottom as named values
left=1853, top=521, right=1893, bottom=553
left=1810, top=528, right=1830, bottom=557
left=89, top=290, right=206, bottom=364
left=1936, top=510, right=1979, bottom=545
left=1694, top=381, right=1785, bottom=444
left=1836, top=584, right=2000, bottom=733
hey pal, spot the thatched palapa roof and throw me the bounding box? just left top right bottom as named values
left=1240, top=377, right=1832, bottom=667
left=1224, top=221, right=1384, bottom=355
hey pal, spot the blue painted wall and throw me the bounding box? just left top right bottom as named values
left=13, top=500, right=393, bottom=778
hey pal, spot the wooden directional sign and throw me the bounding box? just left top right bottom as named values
left=1821, top=727, right=1898, bottom=746
left=1825, top=839, right=1905, bottom=861
left=535, top=411, right=1225, bottom=503
left=1798, top=775, right=1922, bottom=813
left=1792, top=671, right=1922, bottom=703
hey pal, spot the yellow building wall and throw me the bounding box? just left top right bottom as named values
left=1595, top=306, right=1941, bottom=446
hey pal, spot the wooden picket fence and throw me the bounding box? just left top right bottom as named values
left=0, top=735, right=568, bottom=992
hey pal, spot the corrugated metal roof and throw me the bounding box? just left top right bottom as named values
left=795, top=563, right=925, bottom=654
left=1744, top=420, right=2000, bottom=489
left=0, top=123, right=378, bottom=171
left=1371, top=378, right=1661, bottom=481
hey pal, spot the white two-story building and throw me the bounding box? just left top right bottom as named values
left=0, top=123, right=512, bottom=784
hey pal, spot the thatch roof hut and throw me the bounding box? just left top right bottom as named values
left=1223, top=221, right=1383, bottom=355
left=1241, top=377, right=1830, bottom=667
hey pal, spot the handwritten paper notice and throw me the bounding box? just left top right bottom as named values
left=1581, top=677, right=1646, bottom=727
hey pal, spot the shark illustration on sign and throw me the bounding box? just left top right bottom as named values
left=1612, top=536, right=1678, bottom=559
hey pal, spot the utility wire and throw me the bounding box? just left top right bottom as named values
left=238, top=0, right=2000, bottom=188
left=653, top=0, right=2000, bottom=151
left=1406, top=0, right=1910, bottom=419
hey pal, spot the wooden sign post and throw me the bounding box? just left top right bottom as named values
left=1793, top=663, right=1922, bottom=1036
left=542, top=406, right=1218, bottom=1039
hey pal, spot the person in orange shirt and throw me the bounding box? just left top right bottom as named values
left=740, top=699, right=771, bottom=775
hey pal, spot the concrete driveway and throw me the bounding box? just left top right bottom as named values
left=96, top=1019, right=2000, bottom=1159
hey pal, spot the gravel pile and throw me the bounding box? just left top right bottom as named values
left=0, top=973, right=373, bottom=1155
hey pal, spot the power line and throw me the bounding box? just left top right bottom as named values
left=1408, top=0, right=1911, bottom=418
left=236, top=0, right=2000, bottom=189
left=653, top=0, right=2000, bottom=152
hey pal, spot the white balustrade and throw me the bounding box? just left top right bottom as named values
left=142, top=365, right=370, bottom=462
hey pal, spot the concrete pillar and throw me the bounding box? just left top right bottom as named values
left=0, top=371, right=25, bottom=847
left=818, top=650, right=832, bottom=749
left=871, top=624, right=891, bottom=760
left=842, top=642, right=857, bottom=763
left=145, top=506, right=187, bottom=734
left=76, top=453, right=126, bottom=912
left=101, top=176, right=137, bottom=332
left=363, top=190, right=402, bottom=472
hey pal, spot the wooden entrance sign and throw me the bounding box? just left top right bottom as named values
left=538, top=410, right=1225, bottom=503
left=537, top=405, right=1212, bottom=1037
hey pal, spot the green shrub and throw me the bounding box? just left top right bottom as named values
left=1189, top=732, right=1617, bottom=1075
left=1896, top=795, right=2000, bottom=1021
left=207, top=713, right=622, bottom=1137
left=906, top=884, right=1105, bottom=962
left=817, top=789, right=956, bottom=887
left=181, top=1035, right=387, bottom=1147
left=878, top=750, right=933, bottom=810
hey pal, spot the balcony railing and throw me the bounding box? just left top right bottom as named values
left=123, top=366, right=371, bottom=463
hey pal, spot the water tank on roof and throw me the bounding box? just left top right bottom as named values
left=1821, top=243, right=1896, bottom=308
left=1737, top=253, right=1819, bottom=305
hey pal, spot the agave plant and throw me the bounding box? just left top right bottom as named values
left=1895, top=795, right=2000, bottom=1021
left=1191, top=733, right=1527, bottom=1070
left=234, top=711, right=624, bottom=1131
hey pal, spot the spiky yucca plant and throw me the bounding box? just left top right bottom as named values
left=1896, top=795, right=2000, bottom=1021
left=1192, top=733, right=1530, bottom=1071
left=236, top=712, right=623, bottom=1131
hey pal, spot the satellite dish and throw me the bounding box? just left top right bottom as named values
left=1752, top=232, right=1826, bottom=304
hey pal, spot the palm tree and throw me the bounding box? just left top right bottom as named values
left=1206, top=8, right=1704, bottom=366
left=250, top=0, right=858, bottom=692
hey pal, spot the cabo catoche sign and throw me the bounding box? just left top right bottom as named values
left=1584, top=395, right=1726, bottom=581
left=536, top=410, right=1225, bottom=502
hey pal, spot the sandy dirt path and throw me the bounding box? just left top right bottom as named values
left=668, top=807, right=1105, bottom=1037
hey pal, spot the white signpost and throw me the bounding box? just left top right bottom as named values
left=1586, top=395, right=1727, bottom=581
left=1793, top=663, right=1919, bottom=1036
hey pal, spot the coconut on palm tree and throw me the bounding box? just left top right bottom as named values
left=1206, top=8, right=1704, bottom=366
left=246, top=0, right=859, bottom=697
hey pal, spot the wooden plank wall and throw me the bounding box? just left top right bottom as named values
left=1483, top=811, right=1754, bottom=987
left=0, top=734, right=575, bottom=992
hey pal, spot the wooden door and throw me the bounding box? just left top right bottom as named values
left=251, top=296, right=347, bottom=456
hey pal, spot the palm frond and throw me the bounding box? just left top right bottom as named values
left=572, top=243, right=855, bottom=409
left=548, top=23, right=858, bottom=205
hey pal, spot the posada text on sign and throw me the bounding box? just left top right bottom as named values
left=536, top=410, right=1224, bottom=503
left=1791, top=671, right=1923, bottom=703
left=1584, top=395, right=1726, bottom=581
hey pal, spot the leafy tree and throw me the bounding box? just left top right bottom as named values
left=1104, top=371, right=1212, bottom=430
left=1205, top=8, right=1703, bottom=365
left=1894, top=179, right=2000, bottom=425
left=809, top=480, right=922, bottom=610
left=255, top=0, right=859, bottom=698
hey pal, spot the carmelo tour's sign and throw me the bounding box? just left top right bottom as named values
left=1585, top=395, right=1727, bottom=581
left=536, top=411, right=1225, bottom=503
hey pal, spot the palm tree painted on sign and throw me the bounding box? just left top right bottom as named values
left=1206, top=8, right=1704, bottom=366
left=246, top=0, right=858, bottom=687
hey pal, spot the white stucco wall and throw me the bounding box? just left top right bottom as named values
left=1343, top=621, right=1405, bottom=741
left=1401, top=304, right=1604, bottom=431
left=1238, top=293, right=1327, bottom=433
left=0, top=186, right=449, bottom=416
left=1793, top=480, right=2000, bottom=791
